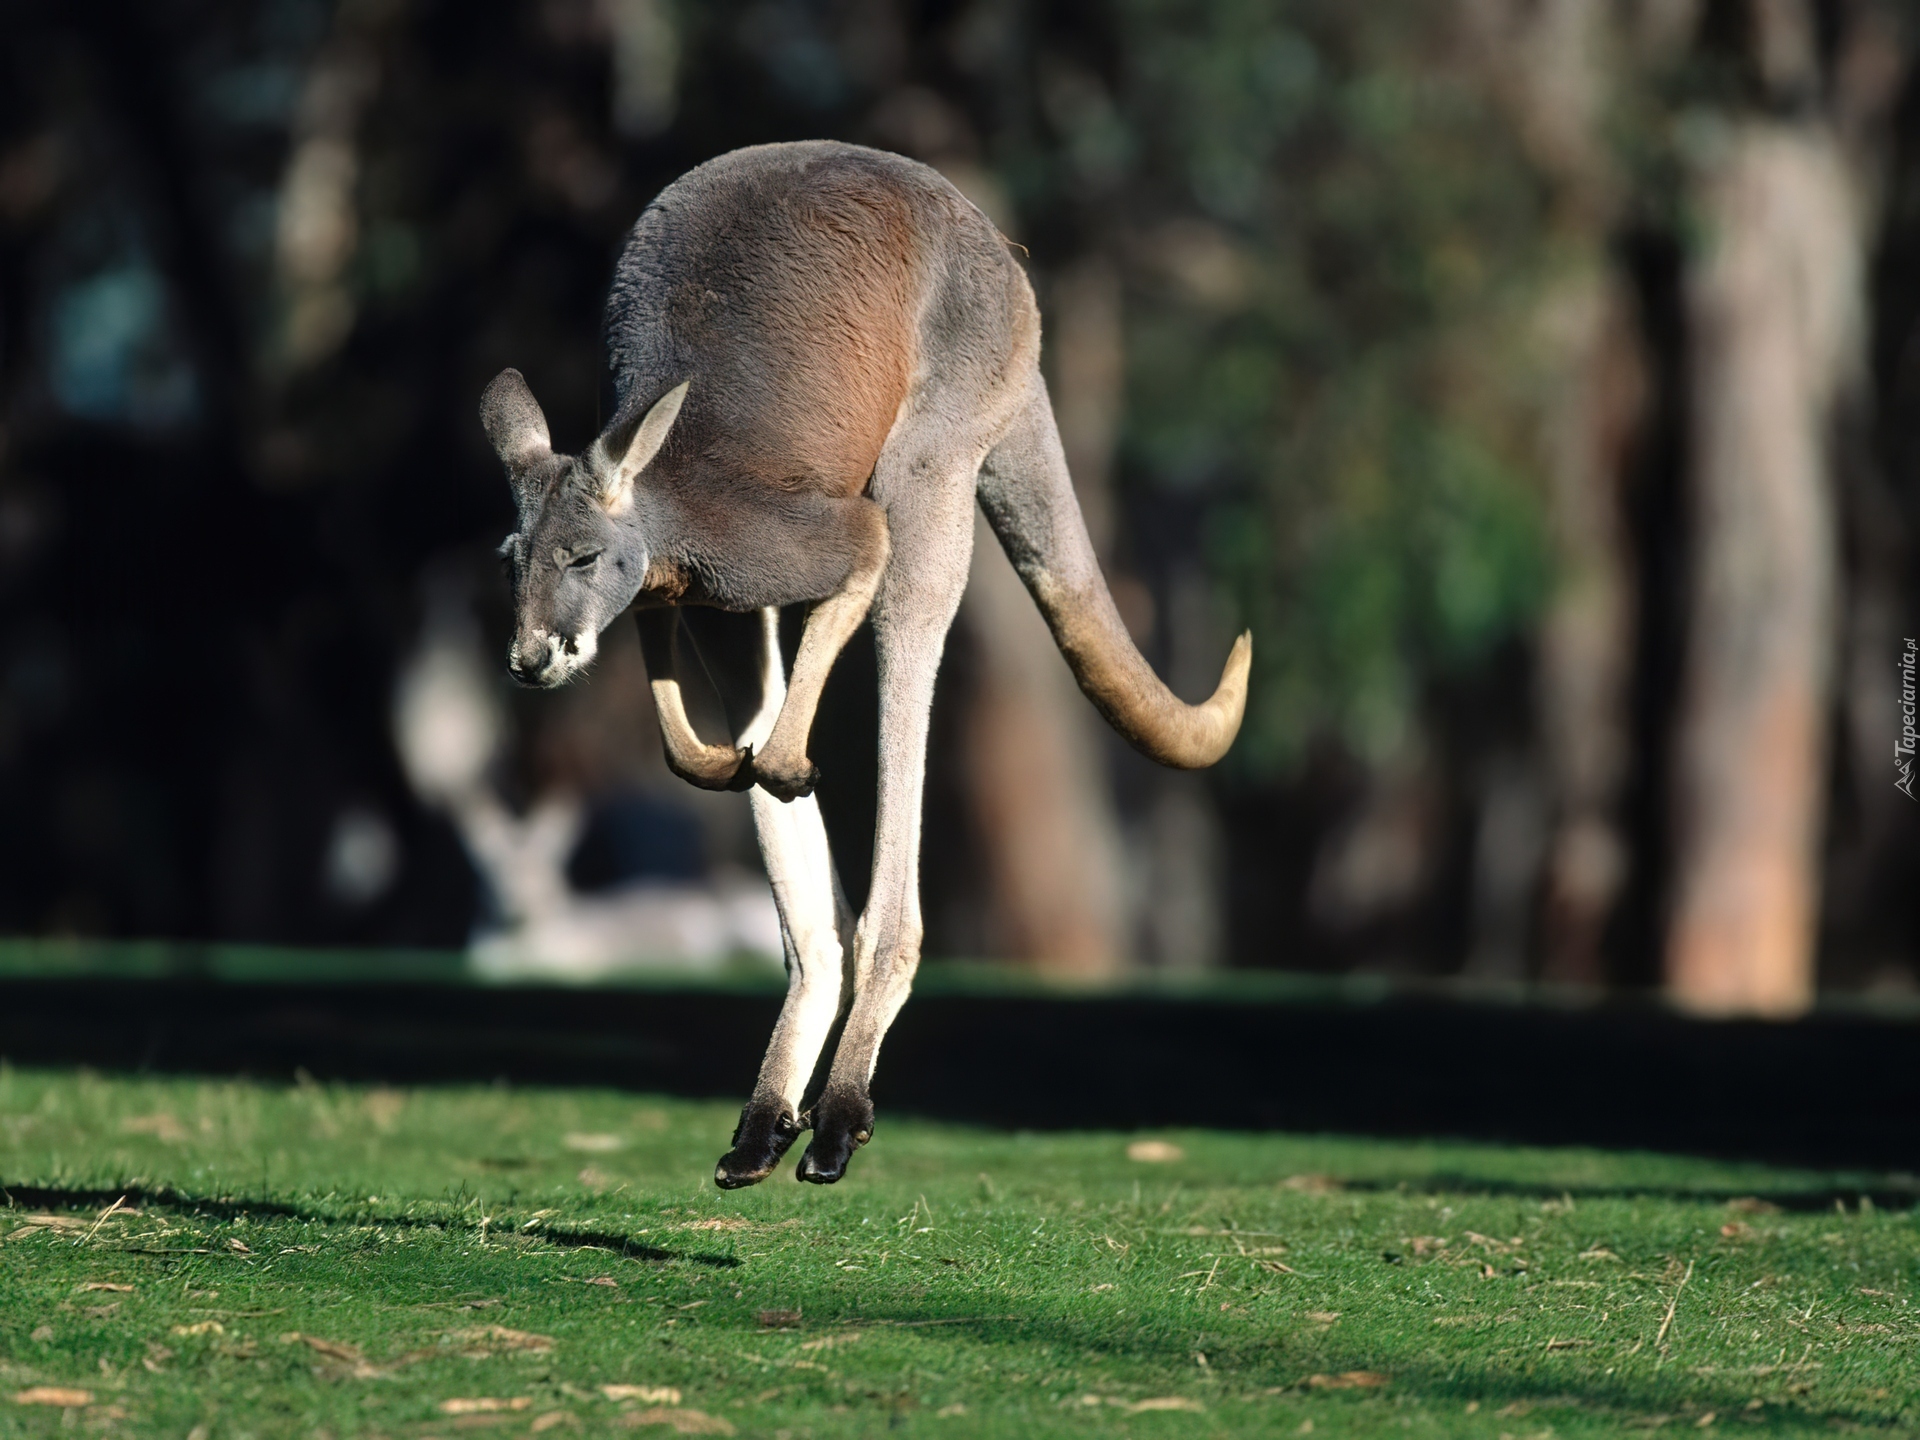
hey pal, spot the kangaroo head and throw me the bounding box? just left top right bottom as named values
left=480, top=368, right=688, bottom=687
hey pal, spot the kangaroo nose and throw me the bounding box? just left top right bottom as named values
left=508, top=638, right=549, bottom=685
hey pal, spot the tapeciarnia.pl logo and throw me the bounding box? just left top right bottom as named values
left=1900, top=638, right=1918, bottom=800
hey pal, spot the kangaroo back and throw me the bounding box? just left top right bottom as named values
left=977, top=374, right=1251, bottom=769
left=603, top=143, right=931, bottom=498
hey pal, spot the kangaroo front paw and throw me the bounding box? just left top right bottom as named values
left=796, top=1088, right=873, bottom=1184
left=751, top=747, right=821, bottom=802
left=669, top=741, right=754, bottom=792
left=715, top=1099, right=807, bottom=1190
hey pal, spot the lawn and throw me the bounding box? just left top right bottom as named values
left=0, top=1068, right=1913, bottom=1437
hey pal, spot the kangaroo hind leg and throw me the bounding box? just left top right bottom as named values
left=679, top=607, right=856, bottom=1189
left=797, top=454, right=977, bottom=1183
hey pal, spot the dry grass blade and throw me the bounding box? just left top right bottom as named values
left=439, top=1397, right=532, bottom=1415
left=279, top=1331, right=390, bottom=1379
left=616, top=1407, right=734, bottom=1433
left=1281, top=1174, right=1343, bottom=1195
left=797, top=1332, right=862, bottom=1352
left=563, top=1133, right=625, bottom=1153
left=446, top=1324, right=556, bottom=1355
left=1305, top=1371, right=1389, bottom=1389
left=1655, top=1260, right=1695, bottom=1349
left=13, top=1388, right=94, bottom=1407
left=283, top=1333, right=362, bottom=1362
left=1127, top=1140, right=1184, bottom=1163
left=77, top=1196, right=130, bottom=1246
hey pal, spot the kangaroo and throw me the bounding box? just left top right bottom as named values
left=482, top=141, right=1250, bottom=1187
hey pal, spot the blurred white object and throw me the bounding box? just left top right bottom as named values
left=469, top=864, right=784, bottom=981
left=322, top=805, right=401, bottom=907
left=393, top=602, right=500, bottom=805
left=394, top=583, right=781, bottom=979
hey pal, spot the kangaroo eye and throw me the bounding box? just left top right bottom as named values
left=566, top=549, right=602, bottom=569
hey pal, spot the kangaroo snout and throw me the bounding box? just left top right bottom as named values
left=508, top=631, right=562, bottom=687
left=508, top=627, right=596, bottom=687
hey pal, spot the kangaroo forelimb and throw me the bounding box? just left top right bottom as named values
left=636, top=609, right=755, bottom=791
left=751, top=508, right=890, bottom=802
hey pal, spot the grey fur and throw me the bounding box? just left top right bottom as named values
left=482, top=142, right=1249, bottom=1186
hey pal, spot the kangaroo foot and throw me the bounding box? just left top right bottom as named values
left=715, top=1099, right=807, bottom=1189
left=796, top=1087, right=873, bottom=1184
left=751, top=746, right=821, bottom=802
left=668, top=741, right=755, bottom=793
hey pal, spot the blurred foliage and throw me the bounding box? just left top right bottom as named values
left=0, top=0, right=1578, bottom=938
left=9, top=0, right=1910, bottom=967
left=1050, top=1, right=1561, bottom=772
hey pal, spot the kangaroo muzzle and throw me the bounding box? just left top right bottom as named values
left=508, top=628, right=595, bottom=687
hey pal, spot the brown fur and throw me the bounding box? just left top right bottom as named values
left=648, top=165, right=921, bottom=499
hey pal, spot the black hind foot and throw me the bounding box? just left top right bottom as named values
left=796, top=1087, right=873, bottom=1184
left=715, top=1099, right=807, bottom=1189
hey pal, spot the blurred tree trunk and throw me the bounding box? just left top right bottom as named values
left=1666, top=0, right=1904, bottom=1014
left=1670, top=124, right=1853, bottom=1014
left=962, top=506, right=1127, bottom=976
left=273, top=0, right=385, bottom=376
left=957, top=258, right=1129, bottom=977
left=1464, top=0, right=1643, bottom=983
left=1053, top=256, right=1226, bottom=973
left=1533, top=271, right=1645, bottom=983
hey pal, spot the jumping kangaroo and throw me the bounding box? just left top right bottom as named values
left=482, top=141, right=1250, bottom=1187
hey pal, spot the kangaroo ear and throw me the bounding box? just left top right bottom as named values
left=592, top=381, right=689, bottom=509
left=480, top=368, right=553, bottom=485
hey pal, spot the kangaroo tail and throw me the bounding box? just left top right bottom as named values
left=976, top=374, right=1251, bottom=769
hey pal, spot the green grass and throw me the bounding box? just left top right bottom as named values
left=0, top=1069, right=1914, bottom=1437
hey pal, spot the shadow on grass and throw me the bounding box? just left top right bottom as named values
left=0, top=1180, right=740, bottom=1268
left=816, top=1303, right=1901, bottom=1434
left=712, top=1297, right=1901, bottom=1434
left=1322, top=1175, right=1920, bottom=1212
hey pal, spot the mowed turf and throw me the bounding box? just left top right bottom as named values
left=0, top=1069, right=1914, bottom=1438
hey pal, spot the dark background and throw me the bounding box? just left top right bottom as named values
left=0, top=0, right=1915, bottom=996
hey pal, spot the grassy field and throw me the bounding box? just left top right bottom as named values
left=0, top=1068, right=1914, bottom=1438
